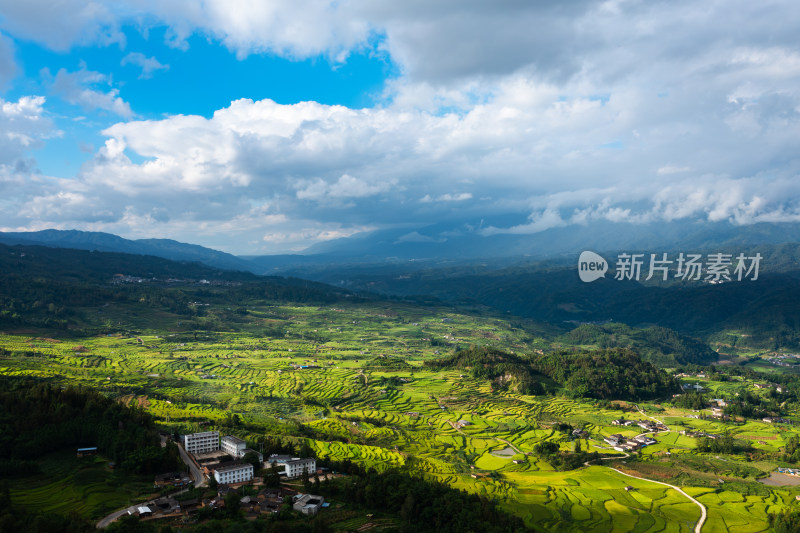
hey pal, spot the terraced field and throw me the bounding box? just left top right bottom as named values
left=7, top=451, right=154, bottom=520
left=2, top=300, right=800, bottom=531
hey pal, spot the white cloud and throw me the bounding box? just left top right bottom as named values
left=420, top=192, right=472, bottom=203
left=13, top=54, right=800, bottom=250
left=121, top=52, right=168, bottom=79
left=48, top=67, right=134, bottom=118
left=0, top=95, right=54, bottom=166
left=0, top=0, right=124, bottom=51
left=295, top=174, right=393, bottom=203
left=0, top=0, right=371, bottom=61
left=3, top=1, right=800, bottom=253
left=149, top=0, right=371, bottom=61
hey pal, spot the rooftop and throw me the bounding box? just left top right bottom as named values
left=214, top=461, right=253, bottom=473
left=286, top=457, right=315, bottom=465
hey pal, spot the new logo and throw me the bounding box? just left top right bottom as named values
left=578, top=251, right=608, bottom=283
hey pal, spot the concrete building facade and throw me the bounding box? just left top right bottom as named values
left=184, top=431, right=220, bottom=454
left=285, top=458, right=316, bottom=479
left=213, top=462, right=254, bottom=485
left=221, top=435, right=246, bottom=457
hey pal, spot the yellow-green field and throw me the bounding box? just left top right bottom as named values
left=2, top=300, right=800, bottom=531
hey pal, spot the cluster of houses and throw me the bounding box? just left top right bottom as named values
left=763, top=354, right=800, bottom=368
left=604, top=418, right=665, bottom=452
left=762, top=417, right=793, bottom=425
left=705, top=399, right=729, bottom=419
left=181, top=431, right=317, bottom=486
left=603, top=433, right=657, bottom=452
left=681, top=383, right=705, bottom=392
left=154, top=472, right=193, bottom=489
left=754, top=382, right=784, bottom=392
left=674, top=373, right=707, bottom=379
left=611, top=418, right=668, bottom=432
left=133, top=487, right=299, bottom=520
left=679, top=430, right=720, bottom=439
left=777, top=467, right=800, bottom=477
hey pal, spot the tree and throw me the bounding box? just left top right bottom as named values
left=223, top=491, right=241, bottom=519
left=242, top=450, right=261, bottom=471
left=264, top=464, right=281, bottom=488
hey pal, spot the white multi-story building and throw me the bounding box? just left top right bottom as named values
left=284, top=458, right=316, bottom=479
left=213, top=462, right=254, bottom=485
left=221, top=435, right=247, bottom=457
left=183, top=431, right=219, bottom=454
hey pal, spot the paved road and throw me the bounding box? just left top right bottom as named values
left=96, top=505, right=139, bottom=529
left=585, top=406, right=707, bottom=532
left=496, top=437, right=523, bottom=455
left=97, top=441, right=205, bottom=529
left=177, top=441, right=206, bottom=488
left=607, top=466, right=707, bottom=533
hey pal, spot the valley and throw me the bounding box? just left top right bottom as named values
left=3, top=262, right=800, bottom=531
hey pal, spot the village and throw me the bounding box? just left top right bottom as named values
left=604, top=418, right=665, bottom=452
left=112, top=431, right=328, bottom=526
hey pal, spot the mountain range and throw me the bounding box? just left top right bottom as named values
left=3, top=219, right=800, bottom=277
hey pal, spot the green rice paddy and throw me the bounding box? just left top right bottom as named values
left=2, top=299, right=800, bottom=530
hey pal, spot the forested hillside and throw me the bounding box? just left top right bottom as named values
left=0, top=243, right=350, bottom=332
left=558, top=323, right=718, bottom=366
left=427, top=346, right=678, bottom=401
left=0, top=378, right=181, bottom=476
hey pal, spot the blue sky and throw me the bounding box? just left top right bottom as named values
left=8, top=24, right=396, bottom=177
left=1, top=1, right=800, bottom=254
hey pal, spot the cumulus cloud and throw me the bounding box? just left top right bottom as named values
left=15, top=52, right=800, bottom=251
left=0, top=95, right=58, bottom=226
left=0, top=95, right=54, bottom=166
left=146, top=0, right=371, bottom=61
left=121, top=52, right=168, bottom=78
left=47, top=66, right=134, bottom=118
left=0, top=0, right=124, bottom=51
left=0, top=0, right=371, bottom=61
left=295, top=174, right=393, bottom=203
left=3, top=1, right=800, bottom=253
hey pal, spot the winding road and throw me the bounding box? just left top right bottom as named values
left=96, top=440, right=205, bottom=529
left=176, top=441, right=206, bottom=488
left=606, top=465, right=707, bottom=533
left=584, top=406, right=707, bottom=533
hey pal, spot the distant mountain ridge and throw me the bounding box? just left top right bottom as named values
left=4, top=220, right=800, bottom=276
left=299, top=219, right=800, bottom=261
left=0, top=229, right=254, bottom=272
